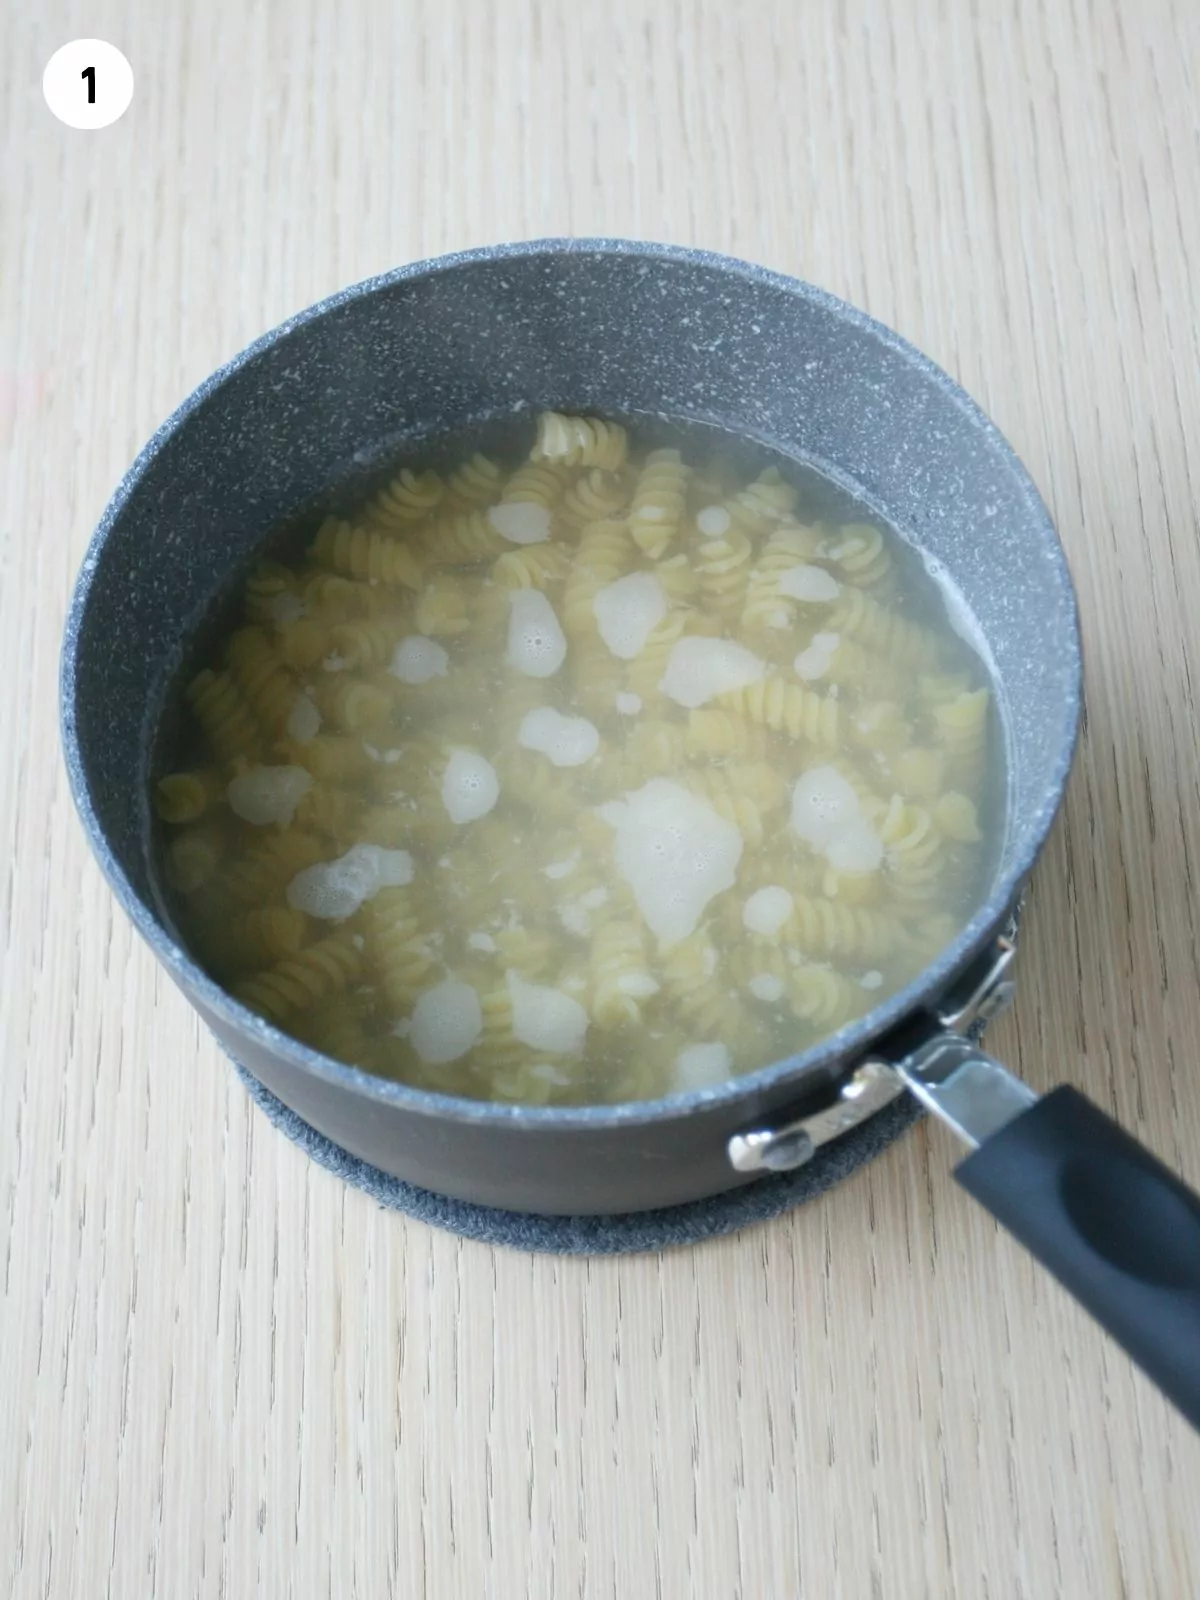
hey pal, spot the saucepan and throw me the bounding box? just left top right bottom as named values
left=60, top=240, right=1200, bottom=1428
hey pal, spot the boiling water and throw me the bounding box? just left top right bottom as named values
left=152, top=411, right=1001, bottom=1106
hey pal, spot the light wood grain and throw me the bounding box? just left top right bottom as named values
left=3, top=1, right=1200, bottom=1595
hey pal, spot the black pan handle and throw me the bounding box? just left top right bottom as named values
left=954, top=1085, right=1200, bottom=1429
left=894, top=1028, right=1200, bottom=1431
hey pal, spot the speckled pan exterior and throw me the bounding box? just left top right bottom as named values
left=60, top=240, right=1082, bottom=1216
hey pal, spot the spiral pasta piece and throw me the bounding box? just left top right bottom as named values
left=562, top=519, right=635, bottom=636
left=559, top=469, right=629, bottom=532
left=878, top=797, right=944, bottom=902
left=778, top=895, right=900, bottom=961
left=723, top=467, right=798, bottom=535
left=292, top=782, right=362, bottom=842
left=818, top=522, right=893, bottom=593
left=283, top=734, right=375, bottom=782
left=312, top=517, right=424, bottom=591
left=295, top=1005, right=377, bottom=1069
left=492, top=925, right=558, bottom=979
left=629, top=449, right=689, bottom=557
left=491, top=541, right=571, bottom=591
left=851, top=700, right=914, bottom=760
left=165, top=828, right=223, bottom=893
left=931, top=688, right=989, bottom=784
left=329, top=616, right=407, bottom=671
left=234, top=932, right=363, bottom=1021
left=226, top=627, right=300, bottom=735
left=301, top=572, right=378, bottom=623
left=590, top=920, right=659, bottom=1028
left=186, top=669, right=260, bottom=764
left=653, top=553, right=700, bottom=602
left=363, top=467, right=444, bottom=533
left=684, top=708, right=770, bottom=761
left=415, top=573, right=470, bottom=635
left=623, top=718, right=688, bottom=775
left=155, top=769, right=225, bottom=824
left=312, top=677, right=392, bottom=734
left=932, top=791, right=982, bottom=843
left=788, top=964, right=868, bottom=1030
left=499, top=461, right=568, bottom=510
left=359, top=887, right=438, bottom=1009
left=275, top=617, right=331, bottom=670
left=660, top=933, right=744, bottom=1036
left=740, top=523, right=828, bottom=633
left=224, top=906, right=309, bottom=970
left=696, top=528, right=754, bottom=619
left=717, top=674, right=840, bottom=747
left=444, top=454, right=503, bottom=512
left=244, top=560, right=300, bottom=623
left=419, top=510, right=510, bottom=566
left=217, top=829, right=325, bottom=908
left=828, top=584, right=940, bottom=670
left=532, top=411, right=629, bottom=471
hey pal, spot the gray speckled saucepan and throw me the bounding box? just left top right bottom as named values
left=61, top=240, right=1200, bottom=1427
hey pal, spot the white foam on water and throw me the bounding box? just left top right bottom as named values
left=410, top=979, right=483, bottom=1065
left=441, top=750, right=500, bottom=824
left=390, top=636, right=449, bottom=684
left=487, top=502, right=552, bottom=544
left=659, top=637, right=766, bottom=709
left=518, top=707, right=600, bottom=767
left=605, top=778, right=743, bottom=945
left=507, top=589, right=567, bottom=678
left=674, top=1041, right=732, bottom=1091
left=507, top=970, right=589, bottom=1056
left=777, top=564, right=841, bottom=603
left=790, top=765, right=883, bottom=873
left=793, top=632, right=841, bottom=682
left=286, top=842, right=414, bottom=920
left=696, top=505, right=731, bottom=537
left=592, top=572, right=668, bottom=659
left=227, top=765, right=312, bottom=826
left=742, top=886, right=794, bottom=936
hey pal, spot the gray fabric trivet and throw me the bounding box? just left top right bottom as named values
left=233, top=1061, right=924, bottom=1255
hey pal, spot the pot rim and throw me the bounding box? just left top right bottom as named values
left=60, top=236, right=1082, bottom=1132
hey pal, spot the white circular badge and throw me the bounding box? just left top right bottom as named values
left=43, top=40, right=134, bottom=130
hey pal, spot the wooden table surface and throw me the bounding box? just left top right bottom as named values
left=5, top=1, right=1200, bottom=1595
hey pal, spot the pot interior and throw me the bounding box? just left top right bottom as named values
left=66, top=245, right=1079, bottom=1033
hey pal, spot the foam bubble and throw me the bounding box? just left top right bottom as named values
left=390, top=636, right=450, bottom=684
left=266, top=593, right=306, bottom=624
left=507, top=589, right=567, bottom=678
left=742, top=886, right=794, bottom=936
left=860, top=970, right=884, bottom=990
left=468, top=932, right=497, bottom=953
left=441, top=750, right=500, bottom=824
left=410, top=979, right=483, bottom=1065
left=286, top=842, right=413, bottom=920
left=286, top=694, right=321, bottom=742
left=696, top=505, right=731, bottom=537
left=748, top=973, right=786, bottom=1002
left=659, top=638, right=766, bottom=709
left=793, top=632, right=840, bottom=682
left=507, top=970, right=589, bottom=1056
left=777, top=564, right=841, bottom=603
left=518, top=707, right=600, bottom=768
left=487, top=502, right=552, bottom=545
left=674, top=1041, right=732, bottom=1091
left=592, top=572, right=668, bottom=659
left=607, top=778, right=743, bottom=945
left=227, top=765, right=313, bottom=826
left=543, top=854, right=580, bottom=881
left=616, top=692, right=642, bottom=715
left=791, top=765, right=883, bottom=873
